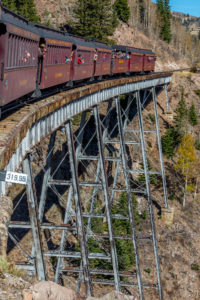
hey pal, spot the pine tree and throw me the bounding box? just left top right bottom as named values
left=72, top=0, right=118, bottom=42
left=2, top=0, right=40, bottom=23
left=188, top=103, right=198, bottom=126
left=162, top=127, right=177, bottom=158
left=16, top=0, right=40, bottom=23
left=174, top=87, right=188, bottom=136
left=157, top=0, right=172, bottom=43
left=138, top=0, right=145, bottom=24
left=114, top=0, right=130, bottom=24
left=2, top=0, right=17, bottom=12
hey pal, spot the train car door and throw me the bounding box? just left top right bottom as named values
left=70, top=45, right=76, bottom=81
left=35, top=38, right=46, bottom=95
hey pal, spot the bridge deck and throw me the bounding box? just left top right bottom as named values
left=0, top=73, right=172, bottom=187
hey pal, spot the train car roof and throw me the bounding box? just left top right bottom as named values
left=112, top=44, right=128, bottom=52
left=70, top=37, right=96, bottom=49
left=86, top=39, right=112, bottom=50
left=112, top=44, right=155, bottom=55
left=34, top=23, right=72, bottom=42
left=0, top=5, right=40, bottom=35
left=129, top=46, right=155, bottom=55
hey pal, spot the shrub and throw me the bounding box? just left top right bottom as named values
left=146, top=113, right=155, bottom=124
left=194, top=90, right=200, bottom=98
left=191, top=263, right=200, bottom=271
left=188, top=103, right=198, bottom=126
left=169, top=194, right=175, bottom=200
left=144, top=268, right=151, bottom=273
left=194, top=140, right=200, bottom=150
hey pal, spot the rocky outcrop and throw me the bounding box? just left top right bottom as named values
left=0, top=196, right=13, bottom=256
left=34, top=0, right=76, bottom=28
left=87, top=291, right=136, bottom=300
left=23, top=281, right=76, bottom=300
left=23, top=282, right=136, bottom=300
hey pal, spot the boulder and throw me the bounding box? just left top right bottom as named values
left=25, top=281, right=76, bottom=300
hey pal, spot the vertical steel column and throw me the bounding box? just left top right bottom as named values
left=115, top=96, right=144, bottom=300
left=93, top=105, right=120, bottom=292
left=111, top=95, right=132, bottom=203
left=164, top=85, right=170, bottom=111
left=55, top=112, right=87, bottom=283
left=39, top=132, right=56, bottom=221
left=152, top=87, right=169, bottom=208
left=65, top=120, right=92, bottom=296
left=77, top=101, right=113, bottom=292
left=23, top=154, right=46, bottom=281
left=136, top=91, right=163, bottom=300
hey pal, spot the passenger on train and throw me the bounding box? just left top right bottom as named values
left=38, top=43, right=47, bottom=58
left=65, top=56, right=71, bottom=63
left=78, top=54, right=84, bottom=64
left=94, top=49, right=98, bottom=61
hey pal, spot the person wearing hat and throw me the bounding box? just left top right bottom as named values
left=38, top=43, right=47, bottom=58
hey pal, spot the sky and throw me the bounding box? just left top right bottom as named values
left=153, top=0, right=200, bottom=17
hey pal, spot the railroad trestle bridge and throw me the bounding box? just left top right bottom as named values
left=0, top=73, right=172, bottom=300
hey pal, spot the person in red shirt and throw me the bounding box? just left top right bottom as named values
left=78, top=55, right=82, bottom=65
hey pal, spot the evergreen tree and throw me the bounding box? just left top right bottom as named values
left=16, top=0, right=40, bottom=23
left=2, top=0, right=40, bottom=23
left=157, top=0, right=172, bottom=43
left=189, top=103, right=198, bottom=126
left=138, top=0, right=145, bottom=24
left=2, top=0, right=17, bottom=12
left=174, top=87, right=188, bottom=136
left=162, top=127, right=177, bottom=158
left=114, top=0, right=130, bottom=24
left=72, top=0, right=118, bottom=42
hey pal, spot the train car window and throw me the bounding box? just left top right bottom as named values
left=77, top=50, right=93, bottom=65
left=6, top=34, right=38, bottom=68
left=97, top=51, right=102, bottom=62
left=45, top=45, right=71, bottom=66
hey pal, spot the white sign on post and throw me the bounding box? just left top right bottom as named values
left=5, top=171, right=28, bottom=185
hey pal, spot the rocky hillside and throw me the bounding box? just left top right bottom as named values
left=172, top=11, right=200, bottom=37
left=33, top=0, right=200, bottom=68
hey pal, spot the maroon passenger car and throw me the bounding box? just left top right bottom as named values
left=143, top=49, right=156, bottom=72
left=70, top=40, right=95, bottom=82
left=34, top=25, right=73, bottom=91
left=129, top=47, right=156, bottom=73
left=0, top=7, right=40, bottom=106
left=112, top=45, right=129, bottom=75
left=92, top=42, right=112, bottom=78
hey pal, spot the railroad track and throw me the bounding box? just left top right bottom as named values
left=0, top=69, right=186, bottom=118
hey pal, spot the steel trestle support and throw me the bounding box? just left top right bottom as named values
left=23, top=154, right=46, bottom=281
left=65, top=120, right=92, bottom=296
left=8, top=83, right=171, bottom=300
left=136, top=91, right=163, bottom=300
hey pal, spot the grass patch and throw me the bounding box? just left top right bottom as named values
left=0, top=256, right=24, bottom=278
